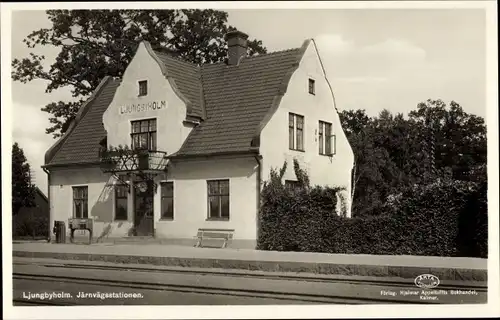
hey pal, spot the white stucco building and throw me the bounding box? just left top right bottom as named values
left=43, top=31, right=355, bottom=248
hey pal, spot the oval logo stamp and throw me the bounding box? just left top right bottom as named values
left=414, top=274, right=440, bottom=289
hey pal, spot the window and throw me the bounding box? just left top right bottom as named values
left=319, top=122, right=324, bottom=155
left=207, top=180, right=230, bottom=220
left=114, top=184, right=128, bottom=221
left=131, top=119, right=156, bottom=150
left=319, top=121, right=335, bottom=155
left=289, top=113, right=305, bottom=151
left=288, top=114, right=295, bottom=150
left=285, top=180, right=301, bottom=191
left=73, top=186, right=88, bottom=219
left=297, top=116, right=304, bottom=151
left=325, top=122, right=333, bottom=155
left=161, top=182, right=174, bottom=220
left=138, top=80, right=148, bottom=96
left=308, top=78, right=315, bottom=95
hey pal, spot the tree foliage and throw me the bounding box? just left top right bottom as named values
left=340, top=99, right=487, bottom=217
left=12, top=143, right=36, bottom=215
left=12, top=9, right=267, bottom=137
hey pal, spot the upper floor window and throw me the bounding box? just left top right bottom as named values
left=138, top=80, right=148, bottom=96
left=308, top=78, right=315, bottom=95
left=289, top=113, right=304, bottom=151
left=73, top=186, right=88, bottom=219
left=319, top=121, right=335, bottom=155
left=131, top=119, right=156, bottom=150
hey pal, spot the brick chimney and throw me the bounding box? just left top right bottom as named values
left=225, top=31, right=249, bottom=66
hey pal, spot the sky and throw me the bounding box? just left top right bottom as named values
left=6, top=7, right=488, bottom=195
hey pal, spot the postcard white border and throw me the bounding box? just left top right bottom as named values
left=2, top=1, right=498, bottom=319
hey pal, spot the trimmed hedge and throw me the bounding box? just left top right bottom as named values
left=257, top=164, right=488, bottom=258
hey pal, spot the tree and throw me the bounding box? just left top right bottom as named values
left=339, top=109, right=371, bottom=137
left=12, top=143, right=35, bottom=215
left=408, top=99, right=487, bottom=180
left=339, top=100, right=486, bottom=217
left=12, top=9, right=267, bottom=138
left=340, top=110, right=398, bottom=215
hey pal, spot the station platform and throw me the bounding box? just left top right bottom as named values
left=12, top=241, right=487, bottom=282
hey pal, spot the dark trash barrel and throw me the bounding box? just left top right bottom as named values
left=53, top=221, right=66, bottom=244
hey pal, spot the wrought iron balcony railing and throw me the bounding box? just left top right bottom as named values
left=99, top=148, right=168, bottom=173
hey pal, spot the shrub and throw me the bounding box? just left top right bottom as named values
left=257, top=162, right=488, bottom=258
left=13, top=210, right=49, bottom=239
left=257, top=160, right=345, bottom=251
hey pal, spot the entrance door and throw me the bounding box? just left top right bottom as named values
left=134, top=180, right=154, bottom=236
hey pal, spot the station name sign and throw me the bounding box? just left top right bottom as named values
left=119, top=100, right=167, bottom=115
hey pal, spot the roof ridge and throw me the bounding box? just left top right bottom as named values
left=200, top=47, right=303, bottom=69
left=154, top=47, right=302, bottom=68
left=243, top=47, right=301, bottom=59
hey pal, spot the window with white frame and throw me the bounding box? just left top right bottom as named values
left=207, top=180, right=230, bottom=220
left=308, top=78, right=315, bottom=95
left=319, top=120, right=335, bottom=155
left=73, top=186, right=88, bottom=218
left=131, top=119, right=157, bottom=150
left=138, top=80, right=148, bottom=96
left=289, top=113, right=304, bottom=151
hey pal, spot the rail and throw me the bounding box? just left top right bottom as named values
left=13, top=272, right=436, bottom=305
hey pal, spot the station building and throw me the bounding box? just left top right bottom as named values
left=43, top=31, right=355, bottom=248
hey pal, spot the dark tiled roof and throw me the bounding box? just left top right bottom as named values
left=45, top=41, right=307, bottom=166
left=18, top=186, right=49, bottom=217
left=46, top=77, right=121, bottom=166
left=35, top=186, right=48, bottom=202
left=173, top=48, right=303, bottom=157
left=153, top=51, right=205, bottom=119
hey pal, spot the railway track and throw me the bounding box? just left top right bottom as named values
left=12, top=260, right=487, bottom=291
left=13, top=272, right=435, bottom=305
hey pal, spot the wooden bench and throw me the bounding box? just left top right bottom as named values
left=195, top=228, right=235, bottom=248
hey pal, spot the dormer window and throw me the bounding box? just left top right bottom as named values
left=308, top=78, right=315, bottom=95
left=138, top=80, right=148, bottom=96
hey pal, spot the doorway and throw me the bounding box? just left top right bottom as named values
left=134, top=179, right=154, bottom=236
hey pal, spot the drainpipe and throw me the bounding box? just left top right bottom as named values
left=42, top=167, right=51, bottom=242
left=254, top=155, right=263, bottom=245
left=130, top=174, right=135, bottom=237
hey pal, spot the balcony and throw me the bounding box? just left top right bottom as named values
left=99, top=148, right=168, bottom=173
